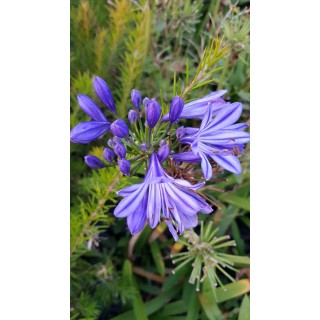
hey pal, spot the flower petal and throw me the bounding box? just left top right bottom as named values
left=114, top=182, right=149, bottom=217
left=204, top=102, right=243, bottom=132
left=200, top=151, right=212, bottom=180
left=70, top=121, right=110, bottom=144
left=211, top=154, right=242, bottom=174
left=127, top=196, right=148, bottom=234
left=77, top=94, right=107, bottom=122
left=199, top=130, right=250, bottom=145
left=171, top=152, right=201, bottom=163
left=224, top=123, right=249, bottom=131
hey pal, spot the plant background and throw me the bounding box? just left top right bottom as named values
left=70, top=0, right=250, bottom=319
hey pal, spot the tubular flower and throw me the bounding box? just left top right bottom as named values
left=114, top=153, right=213, bottom=240
left=173, top=102, right=250, bottom=180
left=162, top=90, right=228, bottom=121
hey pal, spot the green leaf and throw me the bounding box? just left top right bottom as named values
left=198, top=279, right=222, bottom=320
left=111, top=286, right=181, bottom=320
left=238, top=295, right=250, bottom=320
left=219, top=194, right=250, bottom=211
left=122, top=260, right=148, bottom=320
left=215, top=279, right=250, bottom=303
left=150, top=240, right=165, bottom=276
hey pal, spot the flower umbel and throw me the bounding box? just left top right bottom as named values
left=114, top=153, right=213, bottom=240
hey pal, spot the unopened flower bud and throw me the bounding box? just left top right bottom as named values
left=128, top=110, right=138, bottom=124
left=93, top=77, right=117, bottom=114
left=111, top=119, right=129, bottom=138
left=159, top=139, right=166, bottom=147
left=107, top=138, right=115, bottom=148
left=140, top=142, right=148, bottom=151
left=143, top=97, right=150, bottom=108
left=131, top=89, right=142, bottom=110
left=169, top=96, right=184, bottom=123
left=157, top=144, right=170, bottom=162
left=84, top=155, right=105, bottom=169
left=146, top=99, right=161, bottom=129
left=103, top=148, right=115, bottom=163
left=112, top=136, right=122, bottom=145
left=118, top=159, right=130, bottom=176
left=114, top=143, right=127, bottom=158
left=176, top=126, right=186, bottom=139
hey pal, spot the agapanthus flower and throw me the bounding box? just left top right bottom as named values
left=70, top=95, right=111, bottom=144
left=169, top=96, right=184, bottom=124
left=114, top=153, right=213, bottom=240
left=103, top=148, right=115, bottom=163
left=146, top=99, right=161, bottom=128
left=128, top=110, right=138, bottom=124
left=118, top=159, right=130, bottom=176
left=131, top=89, right=142, bottom=110
left=114, top=143, right=126, bottom=159
left=157, top=144, right=170, bottom=162
left=110, top=119, right=129, bottom=138
left=172, top=102, right=250, bottom=180
left=162, top=90, right=228, bottom=121
left=84, top=155, right=105, bottom=169
left=93, top=76, right=117, bottom=114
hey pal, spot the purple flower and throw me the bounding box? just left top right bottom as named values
left=70, top=94, right=111, bottom=144
left=169, top=96, right=184, bottom=123
left=157, top=144, right=170, bottom=162
left=118, top=158, right=130, bottom=176
left=131, top=89, right=142, bottom=110
left=173, top=103, right=250, bottom=180
left=140, top=142, right=148, bottom=151
left=103, top=148, right=115, bottom=163
left=114, top=153, right=213, bottom=240
left=114, top=143, right=127, bottom=158
left=110, top=119, right=129, bottom=138
left=107, top=139, right=115, bottom=148
left=70, top=121, right=111, bottom=144
left=128, top=110, right=138, bottom=124
left=162, top=90, right=228, bottom=121
left=143, top=97, right=150, bottom=108
left=93, top=77, right=117, bottom=114
left=176, top=126, right=186, bottom=139
left=77, top=94, right=108, bottom=121
left=146, top=99, right=161, bottom=128
left=84, top=155, right=105, bottom=169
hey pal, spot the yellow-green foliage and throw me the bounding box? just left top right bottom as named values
left=117, top=1, right=151, bottom=118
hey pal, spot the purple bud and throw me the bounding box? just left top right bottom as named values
left=176, top=126, right=186, bottom=139
left=140, top=142, right=148, bottom=151
left=128, top=110, right=138, bottom=124
left=169, top=96, right=184, bottom=123
left=143, top=97, right=150, bottom=108
left=84, top=155, right=105, bottom=169
left=146, top=99, right=161, bottom=129
left=157, top=144, right=170, bottom=162
left=159, top=139, right=166, bottom=147
left=77, top=94, right=107, bottom=122
left=114, top=143, right=127, bottom=158
left=103, top=148, right=115, bottom=163
left=131, top=89, right=142, bottom=110
left=93, top=77, right=117, bottom=114
left=112, top=136, right=122, bottom=145
left=118, top=159, right=130, bottom=176
left=107, top=139, right=115, bottom=148
left=111, top=119, right=129, bottom=138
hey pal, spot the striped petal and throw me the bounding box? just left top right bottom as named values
left=211, top=154, right=242, bottom=174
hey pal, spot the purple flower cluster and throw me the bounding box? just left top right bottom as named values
left=70, top=76, right=250, bottom=241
